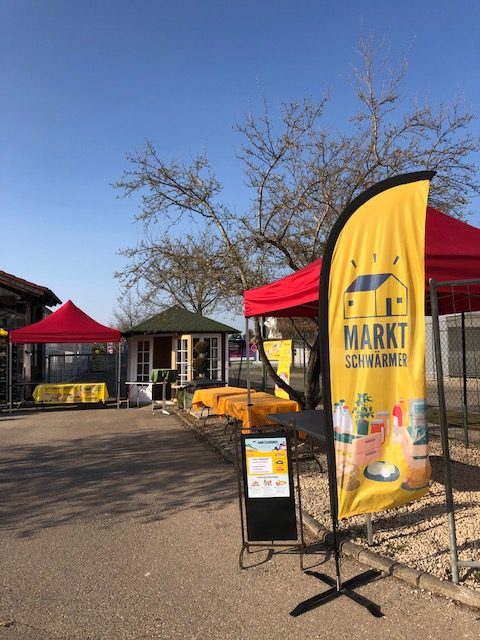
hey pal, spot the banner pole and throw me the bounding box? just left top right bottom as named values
left=116, top=341, right=121, bottom=409
left=430, top=278, right=460, bottom=584
left=319, top=292, right=342, bottom=590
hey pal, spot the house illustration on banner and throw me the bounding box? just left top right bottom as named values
left=343, top=273, right=408, bottom=319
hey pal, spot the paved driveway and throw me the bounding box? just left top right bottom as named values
left=0, top=407, right=479, bottom=639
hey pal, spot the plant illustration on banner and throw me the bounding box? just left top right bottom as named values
left=352, top=392, right=374, bottom=435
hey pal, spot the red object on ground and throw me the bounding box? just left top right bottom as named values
left=10, top=300, right=121, bottom=344
left=244, top=207, right=480, bottom=317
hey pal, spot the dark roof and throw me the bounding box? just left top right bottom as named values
left=0, top=269, right=61, bottom=306
left=346, top=273, right=394, bottom=293
left=126, top=306, right=240, bottom=336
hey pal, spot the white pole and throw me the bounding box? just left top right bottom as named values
left=245, top=317, right=252, bottom=429
left=366, top=513, right=373, bottom=545
left=116, top=341, right=121, bottom=409
left=8, top=341, right=13, bottom=413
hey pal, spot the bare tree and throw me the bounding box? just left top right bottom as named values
left=111, top=289, right=152, bottom=332
left=116, top=232, right=239, bottom=315
left=115, top=38, right=480, bottom=408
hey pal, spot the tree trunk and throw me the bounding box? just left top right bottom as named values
left=304, top=332, right=322, bottom=409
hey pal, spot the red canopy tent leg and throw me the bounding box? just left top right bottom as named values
left=116, top=347, right=121, bottom=410
left=7, top=342, right=12, bottom=413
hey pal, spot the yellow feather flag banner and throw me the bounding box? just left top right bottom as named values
left=320, top=172, right=434, bottom=520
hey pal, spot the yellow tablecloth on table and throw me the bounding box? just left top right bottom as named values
left=220, top=392, right=301, bottom=428
left=33, top=383, right=109, bottom=404
left=191, top=386, right=255, bottom=412
left=214, top=392, right=269, bottom=416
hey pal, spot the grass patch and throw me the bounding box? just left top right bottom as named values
left=428, top=407, right=480, bottom=429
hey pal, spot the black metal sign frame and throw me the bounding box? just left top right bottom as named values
left=241, top=431, right=297, bottom=541
left=235, top=427, right=304, bottom=569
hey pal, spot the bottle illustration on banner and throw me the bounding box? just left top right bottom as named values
left=341, top=404, right=353, bottom=434
left=333, top=402, right=342, bottom=431
left=393, top=400, right=403, bottom=427
left=392, top=400, right=405, bottom=446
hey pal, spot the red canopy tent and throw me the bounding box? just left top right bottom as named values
left=244, top=207, right=480, bottom=317
left=10, top=300, right=121, bottom=344
left=9, top=300, right=122, bottom=408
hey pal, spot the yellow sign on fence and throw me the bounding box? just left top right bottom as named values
left=274, top=340, right=292, bottom=399
left=264, top=340, right=293, bottom=399
left=263, top=340, right=283, bottom=361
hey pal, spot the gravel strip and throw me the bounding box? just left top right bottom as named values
left=299, top=439, right=480, bottom=590
left=177, top=409, right=480, bottom=593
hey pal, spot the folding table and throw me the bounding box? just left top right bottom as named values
left=191, top=386, right=255, bottom=418
left=33, top=382, right=109, bottom=405
left=220, top=392, right=301, bottom=429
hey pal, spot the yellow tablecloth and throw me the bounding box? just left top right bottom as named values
left=33, top=383, right=109, bottom=404
left=214, top=392, right=265, bottom=417
left=220, top=392, right=301, bottom=428
left=191, top=386, right=255, bottom=412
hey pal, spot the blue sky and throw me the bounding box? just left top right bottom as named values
left=1, top=1, right=479, bottom=329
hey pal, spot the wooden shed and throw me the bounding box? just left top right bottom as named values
left=124, top=306, right=239, bottom=404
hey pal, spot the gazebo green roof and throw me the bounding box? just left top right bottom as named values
left=126, top=306, right=240, bottom=336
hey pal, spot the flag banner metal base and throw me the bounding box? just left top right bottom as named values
left=290, top=569, right=384, bottom=618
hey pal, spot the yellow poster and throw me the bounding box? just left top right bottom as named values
left=326, top=175, right=432, bottom=519
left=244, top=436, right=290, bottom=498
left=275, top=339, right=292, bottom=399
left=263, top=340, right=283, bottom=361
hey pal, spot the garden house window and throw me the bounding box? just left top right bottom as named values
left=136, top=340, right=150, bottom=381
left=176, top=338, right=189, bottom=386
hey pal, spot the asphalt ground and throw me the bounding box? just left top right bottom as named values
left=1, top=406, right=480, bottom=639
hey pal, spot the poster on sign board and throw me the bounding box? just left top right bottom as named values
left=244, top=435, right=290, bottom=498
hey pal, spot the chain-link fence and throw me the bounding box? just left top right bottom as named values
left=228, top=341, right=309, bottom=398
left=427, top=311, right=480, bottom=447
left=230, top=323, right=480, bottom=447
left=47, top=352, right=128, bottom=398
left=428, top=279, right=480, bottom=583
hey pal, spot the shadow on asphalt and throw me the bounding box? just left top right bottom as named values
left=239, top=540, right=331, bottom=571
left=0, top=429, right=237, bottom=538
